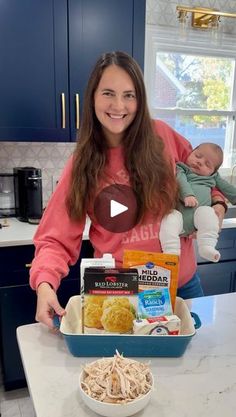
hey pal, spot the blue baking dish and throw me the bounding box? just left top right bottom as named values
left=58, top=296, right=201, bottom=358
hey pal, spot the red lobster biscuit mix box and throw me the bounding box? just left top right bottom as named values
left=82, top=267, right=138, bottom=334
left=123, top=250, right=179, bottom=310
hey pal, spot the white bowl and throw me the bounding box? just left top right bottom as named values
left=79, top=369, right=154, bottom=417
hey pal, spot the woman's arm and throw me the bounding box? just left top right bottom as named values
left=29, top=157, right=86, bottom=328
left=30, top=156, right=86, bottom=292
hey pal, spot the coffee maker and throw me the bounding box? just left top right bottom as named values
left=14, top=167, right=43, bottom=224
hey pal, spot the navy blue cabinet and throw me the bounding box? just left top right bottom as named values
left=0, top=285, right=37, bottom=390
left=197, top=261, right=236, bottom=296
left=0, top=241, right=93, bottom=390
left=197, top=228, right=236, bottom=296
left=0, top=0, right=69, bottom=142
left=0, top=0, right=145, bottom=142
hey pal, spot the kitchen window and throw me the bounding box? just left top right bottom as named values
left=145, top=26, right=236, bottom=178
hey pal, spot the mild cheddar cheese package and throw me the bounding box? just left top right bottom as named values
left=123, top=250, right=179, bottom=311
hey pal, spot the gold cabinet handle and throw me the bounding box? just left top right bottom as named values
left=61, top=93, right=66, bottom=129
left=75, top=93, right=80, bottom=129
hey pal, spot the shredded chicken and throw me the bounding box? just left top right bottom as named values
left=81, top=350, right=153, bottom=404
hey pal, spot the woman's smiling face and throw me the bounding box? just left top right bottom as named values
left=94, top=65, right=137, bottom=147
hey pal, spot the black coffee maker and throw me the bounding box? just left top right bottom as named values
left=14, top=167, right=43, bottom=224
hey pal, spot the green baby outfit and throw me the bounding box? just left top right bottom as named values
left=176, top=162, right=236, bottom=235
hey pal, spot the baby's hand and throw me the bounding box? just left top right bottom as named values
left=184, top=196, right=198, bottom=207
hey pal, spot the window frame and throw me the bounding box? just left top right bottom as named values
left=144, top=25, right=236, bottom=176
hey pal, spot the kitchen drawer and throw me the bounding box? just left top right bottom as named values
left=197, top=261, right=236, bottom=296
left=0, top=245, right=35, bottom=287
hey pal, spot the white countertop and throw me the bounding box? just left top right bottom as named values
left=17, top=292, right=236, bottom=417
left=221, top=217, right=236, bottom=228
left=0, top=218, right=38, bottom=247
left=0, top=217, right=90, bottom=247
left=1, top=215, right=236, bottom=247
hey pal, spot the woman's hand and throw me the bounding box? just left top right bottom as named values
left=36, top=282, right=66, bottom=330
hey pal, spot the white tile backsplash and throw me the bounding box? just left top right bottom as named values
left=0, top=142, right=75, bottom=207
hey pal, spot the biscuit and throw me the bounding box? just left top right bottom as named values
left=102, top=297, right=130, bottom=311
left=84, top=303, right=103, bottom=328
left=84, top=295, right=108, bottom=307
left=101, top=306, right=134, bottom=333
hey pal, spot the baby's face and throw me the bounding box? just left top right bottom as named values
left=186, top=144, right=220, bottom=176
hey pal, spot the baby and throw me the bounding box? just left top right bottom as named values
left=160, top=143, right=236, bottom=262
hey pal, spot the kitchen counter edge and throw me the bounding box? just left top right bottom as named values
left=0, top=217, right=90, bottom=247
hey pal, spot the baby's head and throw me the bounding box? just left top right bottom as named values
left=186, top=143, right=223, bottom=176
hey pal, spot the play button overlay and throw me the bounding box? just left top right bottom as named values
left=110, top=200, right=128, bottom=217
left=94, top=184, right=138, bottom=233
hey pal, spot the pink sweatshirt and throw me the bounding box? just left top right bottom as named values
left=30, top=120, right=219, bottom=291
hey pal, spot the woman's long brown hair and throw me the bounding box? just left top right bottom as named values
left=66, top=51, right=178, bottom=222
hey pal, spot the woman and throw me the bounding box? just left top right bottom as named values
left=30, top=51, right=226, bottom=329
